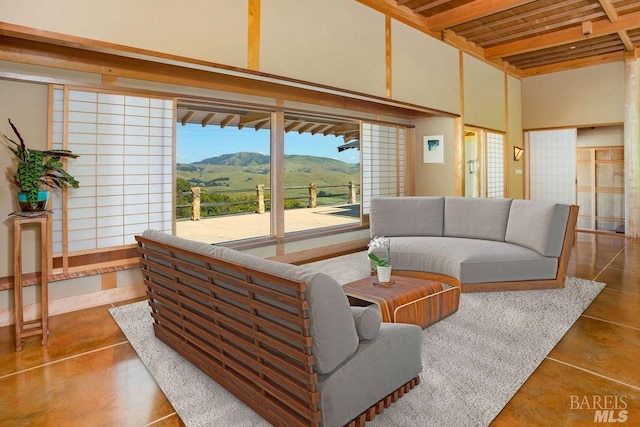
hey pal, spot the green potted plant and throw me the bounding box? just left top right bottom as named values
left=2, top=118, right=79, bottom=211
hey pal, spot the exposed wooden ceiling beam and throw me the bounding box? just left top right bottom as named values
left=485, top=10, right=640, bottom=59
left=413, top=0, right=451, bottom=14
left=181, top=111, right=194, bottom=126
left=297, top=123, right=316, bottom=134
left=220, top=115, right=236, bottom=128
left=618, top=30, right=635, bottom=51
left=521, top=51, right=624, bottom=77
left=323, top=125, right=336, bottom=136
left=597, top=0, right=618, bottom=22
left=476, top=12, right=602, bottom=47
left=344, top=134, right=359, bottom=143
left=311, top=124, right=331, bottom=135
left=473, top=6, right=601, bottom=46
left=333, top=124, right=360, bottom=134
left=456, top=0, right=580, bottom=39
left=355, top=0, right=435, bottom=36
left=254, top=119, right=270, bottom=131
left=239, top=112, right=270, bottom=128
left=201, top=113, right=215, bottom=127
left=285, top=121, right=301, bottom=132
left=427, top=0, right=537, bottom=32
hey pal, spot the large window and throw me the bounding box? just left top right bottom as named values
left=283, top=114, right=361, bottom=234
left=51, top=91, right=410, bottom=259
left=175, top=104, right=371, bottom=243
left=175, top=105, right=272, bottom=243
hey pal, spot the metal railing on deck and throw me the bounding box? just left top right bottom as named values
left=177, top=182, right=359, bottom=220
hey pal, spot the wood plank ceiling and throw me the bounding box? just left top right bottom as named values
left=391, top=0, right=640, bottom=75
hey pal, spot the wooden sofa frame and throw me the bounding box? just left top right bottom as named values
left=136, top=236, right=418, bottom=427
left=394, top=205, right=580, bottom=293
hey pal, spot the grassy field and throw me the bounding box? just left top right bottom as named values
left=176, top=152, right=360, bottom=218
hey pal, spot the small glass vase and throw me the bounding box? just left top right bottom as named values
left=376, top=265, right=393, bottom=283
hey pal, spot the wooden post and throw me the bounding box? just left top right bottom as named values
left=349, top=181, right=356, bottom=204
left=191, top=187, right=201, bottom=221
left=308, top=183, right=317, bottom=208
left=625, top=55, right=640, bottom=237
left=257, top=184, right=265, bottom=214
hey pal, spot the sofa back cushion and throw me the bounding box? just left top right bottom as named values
left=505, top=200, right=571, bottom=257
left=370, top=196, right=444, bottom=237
left=141, top=229, right=359, bottom=375
left=444, top=197, right=513, bottom=241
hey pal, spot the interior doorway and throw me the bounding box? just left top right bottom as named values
left=463, top=127, right=505, bottom=198
left=464, top=129, right=482, bottom=197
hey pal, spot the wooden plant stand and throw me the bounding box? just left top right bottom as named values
left=12, top=214, right=49, bottom=351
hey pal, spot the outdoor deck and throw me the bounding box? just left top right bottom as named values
left=176, top=204, right=361, bottom=244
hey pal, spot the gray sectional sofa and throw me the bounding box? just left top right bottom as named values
left=136, top=229, right=422, bottom=427
left=369, top=196, right=579, bottom=292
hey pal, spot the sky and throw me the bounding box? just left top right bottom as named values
left=176, top=123, right=360, bottom=164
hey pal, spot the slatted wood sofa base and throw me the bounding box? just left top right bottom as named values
left=346, top=376, right=420, bottom=427
left=136, top=231, right=423, bottom=427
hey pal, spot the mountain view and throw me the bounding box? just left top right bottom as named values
left=176, top=152, right=360, bottom=219
left=177, top=152, right=360, bottom=191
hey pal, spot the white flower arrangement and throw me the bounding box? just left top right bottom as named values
left=367, top=236, right=391, bottom=270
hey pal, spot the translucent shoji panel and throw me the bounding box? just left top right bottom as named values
left=528, top=129, right=576, bottom=205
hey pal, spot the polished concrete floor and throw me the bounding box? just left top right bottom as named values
left=0, top=232, right=638, bottom=426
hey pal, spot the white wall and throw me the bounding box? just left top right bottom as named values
left=577, top=125, right=624, bottom=147
left=464, top=54, right=505, bottom=131
left=412, top=116, right=457, bottom=196
left=391, top=19, right=460, bottom=114
left=0, top=0, right=249, bottom=68
left=522, top=62, right=625, bottom=129
left=0, top=80, right=48, bottom=277
left=261, top=0, right=386, bottom=98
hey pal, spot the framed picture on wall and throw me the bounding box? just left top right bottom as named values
left=423, top=135, right=444, bottom=164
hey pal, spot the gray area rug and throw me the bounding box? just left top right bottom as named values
left=109, top=252, right=605, bottom=426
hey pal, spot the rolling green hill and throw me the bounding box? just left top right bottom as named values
left=177, top=152, right=359, bottom=191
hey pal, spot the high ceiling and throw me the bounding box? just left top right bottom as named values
left=387, top=0, right=640, bottom=75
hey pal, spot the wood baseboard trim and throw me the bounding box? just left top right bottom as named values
left=0, top=283, right=146, bottom=327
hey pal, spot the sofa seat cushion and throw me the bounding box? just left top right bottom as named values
left=444, top=197, right=512, bottom=242
left=388, top=236, right=559, bottom=284
left=370, top=196, right=445, bottom=237
left=141, top=230, right=359, bottom=375
left=317, top=322, right=422, bottom=427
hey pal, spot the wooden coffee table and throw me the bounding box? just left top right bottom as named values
left=343, top=275, right=460, bottom=329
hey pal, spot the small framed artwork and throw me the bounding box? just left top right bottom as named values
left=423, top=135, right=444, bottom=164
